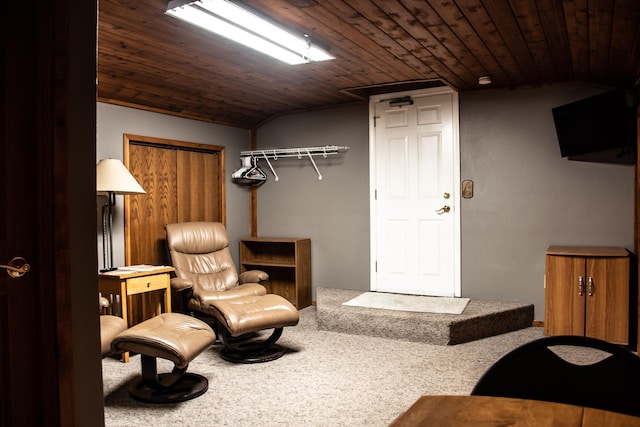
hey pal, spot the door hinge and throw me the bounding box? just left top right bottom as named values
left=373, top=116, right=379, bottom=127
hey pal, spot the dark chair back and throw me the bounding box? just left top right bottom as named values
left=471, top=335, right=640, bottom=417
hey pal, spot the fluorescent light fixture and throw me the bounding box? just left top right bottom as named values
left=166, top=0, right=335, bottom=65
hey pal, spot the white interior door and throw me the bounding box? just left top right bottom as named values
left=370, top=88, right=460, bottom=297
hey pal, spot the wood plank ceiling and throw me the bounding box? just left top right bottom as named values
left=98, top=0, right=640, bottom=129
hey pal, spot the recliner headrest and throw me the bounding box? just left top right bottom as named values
left=166, top=222, right=229, bottom=254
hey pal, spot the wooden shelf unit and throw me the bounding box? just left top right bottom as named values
left=240, top=238, right=311, bottom=309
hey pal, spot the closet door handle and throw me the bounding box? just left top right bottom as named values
left=588, top=276, right=594, bottom=296
left=578, top=276, right=584, bottom=296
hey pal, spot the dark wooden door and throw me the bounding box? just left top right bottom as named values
left=0, top=0, right=101, bottom=425
left=1, top=3, right=59, bottom=426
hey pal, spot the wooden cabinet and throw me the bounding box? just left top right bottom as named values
left=545, top=246, right=633, bottom=345
left=240, top=238, right=311, bottom=309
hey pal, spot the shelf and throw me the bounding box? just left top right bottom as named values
left=240, top=238, right=311, bottom=309
left=241, top=260, right=297, bottom=268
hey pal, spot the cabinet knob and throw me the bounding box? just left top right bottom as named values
left=588, top=277, right=594, bottom=296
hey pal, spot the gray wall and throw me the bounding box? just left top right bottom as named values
left=98, top=83, right=635, bottom=322
left=96, top=103, right=252, bottom=269
left=460, top=85, right=634, bottom=320
left=255, top=85, right=634, bottom=321
left=254, top=105, right=371, bottom=291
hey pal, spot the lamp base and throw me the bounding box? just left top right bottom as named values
left=99, top=267, right=118, bottom=273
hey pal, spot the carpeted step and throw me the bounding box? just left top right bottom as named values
left=316, top=287, right=534, bottom=345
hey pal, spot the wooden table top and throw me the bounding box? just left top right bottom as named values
left=98, top=265, right=174, bottom=279
left=389, top=395, right=640, bottom=427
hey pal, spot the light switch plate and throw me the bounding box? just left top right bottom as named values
left=462, top=180, right=474, bottom=198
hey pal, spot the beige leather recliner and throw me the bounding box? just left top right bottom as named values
left=99, top=296, right=127, bottom=358
left=100, top=297, right=216, bottom=403
left=111, top=312, right=216, bottom=403
left=165, top=222, right=299, bottom=363
left=166, top=221, right=268, bottom=314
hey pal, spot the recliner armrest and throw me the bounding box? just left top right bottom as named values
left=239, top=270, right=269, bottom=284
left=99, top=296, right=110, bottom=309
left=170, top=277, right=194, bottom=314
left=171, top=277, right=194, bottom=292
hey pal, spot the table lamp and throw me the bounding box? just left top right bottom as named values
left=96, top=158, right=146, bottom=272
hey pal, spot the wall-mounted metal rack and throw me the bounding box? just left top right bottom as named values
left=232, top=145, right=350, bottom=183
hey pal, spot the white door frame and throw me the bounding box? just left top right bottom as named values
left=369, top=86, right=461, bottom=296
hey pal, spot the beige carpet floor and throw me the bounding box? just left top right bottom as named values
left=342, top=292, right=470, bottom=314
left=317, top=287, right=534, bottom=345
left=102, top=306, right=550, bottom=427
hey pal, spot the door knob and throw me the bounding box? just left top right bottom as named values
left=435, top=205, right=451, bottom=215
left=1, top=257, right=31, bottom=278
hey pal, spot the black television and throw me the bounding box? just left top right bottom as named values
left=552, top=89, right=637, bottom=165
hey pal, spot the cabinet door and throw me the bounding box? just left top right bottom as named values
left=585, top=256, right=629, bottom=344
left=545, top=255, right=585, bottom=336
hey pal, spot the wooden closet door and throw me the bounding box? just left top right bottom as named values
left=125, top=135, right=225, bottom=267
left=177, top=150, right=221, bottom=222
left=127, top=144, right=178, bottom=266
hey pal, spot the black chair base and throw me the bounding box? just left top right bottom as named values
left=127, top=354, right=209, bottom=403
left=217, top=324, right=285, bottom=363
left=220, top=344, right=284, bottom=364
left=129, top=372, right=209, bottom=404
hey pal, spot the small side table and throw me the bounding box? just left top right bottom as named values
left=98, top=265, right=174, bottom=362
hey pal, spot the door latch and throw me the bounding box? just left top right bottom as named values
left=435, top=205, right=451, bottom=215
left=1, top=257, right=31, bottom=278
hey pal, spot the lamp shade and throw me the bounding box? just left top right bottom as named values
left=96, top=158, right=146, bottom=195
